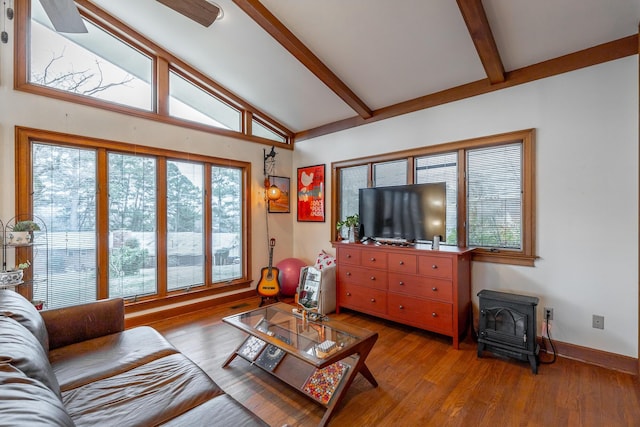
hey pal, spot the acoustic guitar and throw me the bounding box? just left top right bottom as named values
left=257, top=238, right=280, bottom=300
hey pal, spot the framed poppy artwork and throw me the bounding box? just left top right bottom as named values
left=297, top=164, right=325, bottom=222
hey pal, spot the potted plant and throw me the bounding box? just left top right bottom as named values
left=0, top=260, right=30, bottom=289
left=8, top=220, right=40, bottom=245
left=336, top=214, right=360, bottom=243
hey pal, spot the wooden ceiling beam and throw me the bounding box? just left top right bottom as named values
left=295, top=35, right=638, bottom=142
left=232, top=0, right=373, bottom=119
left=456, top=0, right=505, bottom=84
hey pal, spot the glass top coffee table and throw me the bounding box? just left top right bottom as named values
left=222, top=303, right=378, bottom=426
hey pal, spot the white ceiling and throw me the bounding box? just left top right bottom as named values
left=89, top=0, right=639, bottom=135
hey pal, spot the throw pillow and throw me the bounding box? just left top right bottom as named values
left=314, top=250, right=336, bottom=270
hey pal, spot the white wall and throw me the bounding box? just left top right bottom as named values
left=293, top=57, right=639, bottom=358
left=0, top=38, right=294, bottom=299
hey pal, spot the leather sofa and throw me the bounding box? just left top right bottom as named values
left=0, top=290, right=268, bottom=426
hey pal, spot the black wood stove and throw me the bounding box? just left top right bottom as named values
left=477, top=289, right=540, bottom=374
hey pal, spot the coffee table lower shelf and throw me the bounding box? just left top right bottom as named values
left=223, top=335, right=376, bottom=426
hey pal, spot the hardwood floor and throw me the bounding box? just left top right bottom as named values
left=150, top=297, right=640, bottom=427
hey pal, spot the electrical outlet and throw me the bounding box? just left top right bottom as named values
left=592, top=314, right=604, bottom=330
left=544, top=307, right=554, bottom=320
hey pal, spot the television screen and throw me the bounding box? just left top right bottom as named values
left=359, top=183, right=446, bottom=243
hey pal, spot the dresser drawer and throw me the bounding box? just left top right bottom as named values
left=339, top=283, right=387, bottom=315
left=418, top=255, right=453, bottom=279
left=388, top=253, right=417, bottom=274
left=422, top=300, right=453, bottom=334
left=387, top=294, right=425, bottom=324
left=337, top=247, right=361, bottom=265
left=337, top=265, right=388, bottom=290
left=361, top=250, right=388, bottom=269
left=388, top=273, right=453, bottom=302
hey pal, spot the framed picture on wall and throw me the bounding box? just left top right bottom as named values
left=267, top=176, right=290, bottom=213
left=297, top=164, right=325, bottom=222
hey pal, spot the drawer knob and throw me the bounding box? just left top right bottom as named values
left=432, top=312, right=437, bottom=317
left=347, top=254, right=351, bottom=258
left=370, top=257, right=376, bottom=262
left=399, top=305, right=404, bottom=310
left=370, top=276, right=376, bottom=281
left=432, top=287, right=438, bottom=291
left=346, top=272, right=351, bottom=276
left=399, top=260, right=404, bottom=265
left=432, top=264, right=438, bottom=269
left=399, top=281, right=405, bottom=286
left=346, top=292, right=352, bottom=296
left=370, top=298, right=376, bottom=303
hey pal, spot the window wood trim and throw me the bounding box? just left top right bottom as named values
left=15, top=126, right=253, bottom=305
left=331, top=129, right=537, bottom=266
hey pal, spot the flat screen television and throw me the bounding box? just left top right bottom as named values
left=358, top=183, right=446, bottom=243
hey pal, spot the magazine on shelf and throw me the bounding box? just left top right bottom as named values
left=237, top=336, right=267, bottom=361
left=254, top=344, right=286, bottom=371
left=302, top=361, right=349, bottom=404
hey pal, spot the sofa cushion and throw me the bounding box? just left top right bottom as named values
left=159, top=394, right=269, bottom=426
left=0, top=316, right=61, bottom=398
left=62, top=353, right=225, bottom=427
left=0, top=362, right=74, bottom=427
left=49, top=326, right=179, bottom=391
left=0, top=289, right=49, bottom=351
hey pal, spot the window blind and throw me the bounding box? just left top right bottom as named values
left=467, top=143, right=522, bottom=249
left=415, top=152, right=458, bottom=245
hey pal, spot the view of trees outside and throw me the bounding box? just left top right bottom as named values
left=32, top=144, right=98, bottom=308
left=30, top=5, right=242, bottom=132
left=30, top=143, right=244, bottom=309
left=167, top=161, right=204, bottom=291
left=108, top=153, right=157, bottom=298
left=466, top=144, right=522, bottom=249
left=26, top=3, right=247, bottom=308
left=30, top=13, right=153, bottom=110
left=211, top=167, right=243, bottom=282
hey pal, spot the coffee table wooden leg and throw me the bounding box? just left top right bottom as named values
left=222, top=351, right=238, bottom=368
left=358, top=363, right=378, bottom=387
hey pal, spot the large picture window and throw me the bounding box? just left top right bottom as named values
left=17, top=128, right=250, bottom=309
left=333, top=129, right=536, bottom=266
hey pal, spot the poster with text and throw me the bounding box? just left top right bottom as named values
left=297, top=164, right=325, bottom=222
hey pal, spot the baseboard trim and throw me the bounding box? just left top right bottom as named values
left=538, top=337, right=638, bottom=376
left=124, top=290, right=256, bottom=328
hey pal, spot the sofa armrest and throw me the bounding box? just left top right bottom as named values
left=41, top=298, right=125, bottom=350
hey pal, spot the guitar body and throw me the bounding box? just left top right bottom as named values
left=257, top=266, right=281, bottom=297
left=257, top=238, right=281, bottom=302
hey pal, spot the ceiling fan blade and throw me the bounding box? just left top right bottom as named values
left=38, top=0, right=88, bottom=33
left=156, top=0, right=220, bottom=27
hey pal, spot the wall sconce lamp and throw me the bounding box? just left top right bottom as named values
left=263, top=146, right=281, bottom=201
left=266, top=183, right=281, bottom=201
